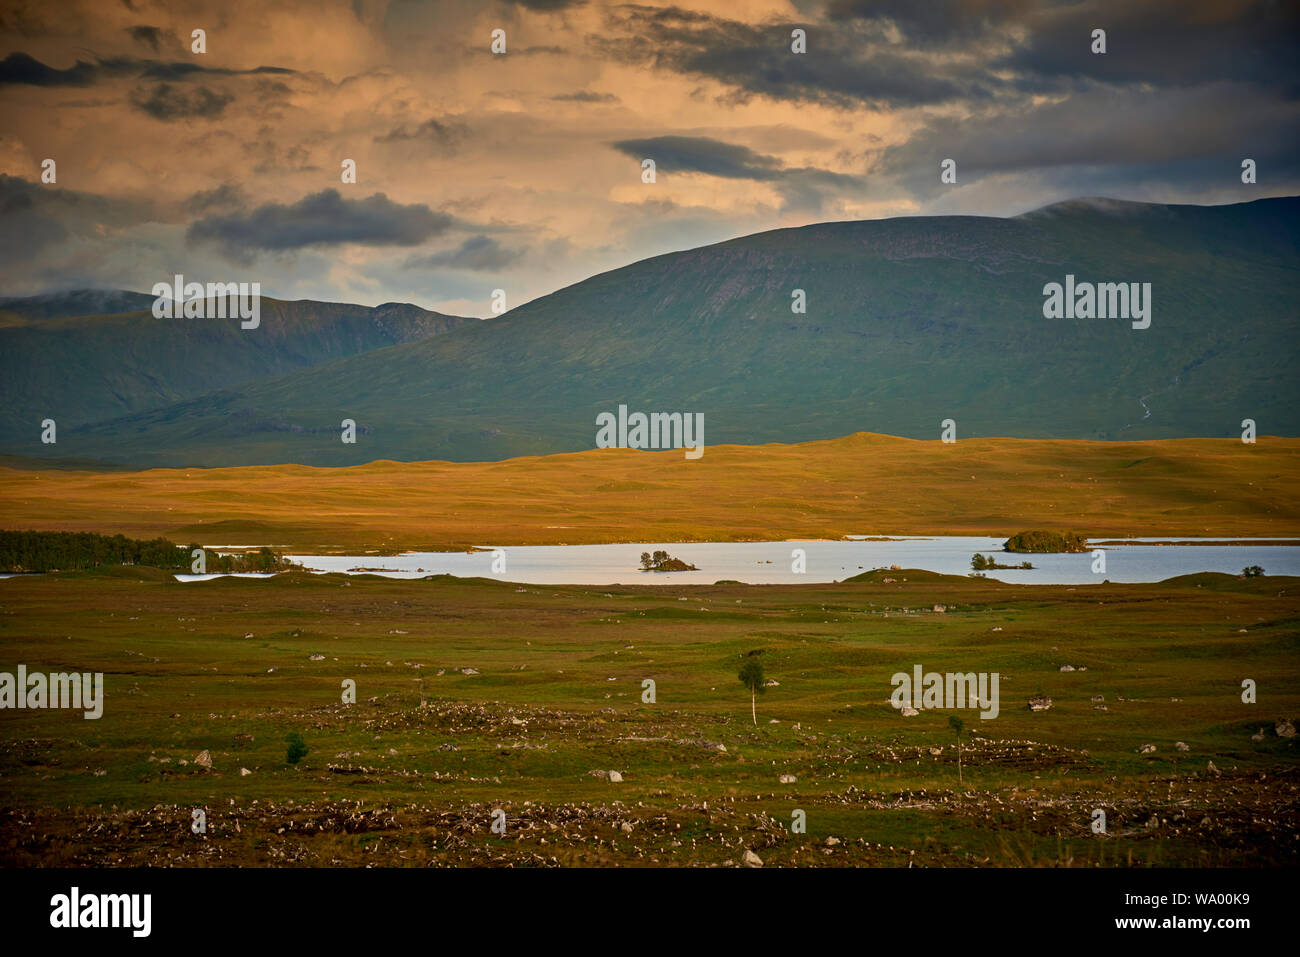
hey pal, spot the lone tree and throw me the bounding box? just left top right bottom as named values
left=738, top=657, right=766, bottom=726
left=285, top=731, right=309, bottom=765
left=948, top=715, right=965, bottom=785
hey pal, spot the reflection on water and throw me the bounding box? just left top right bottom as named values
left=275, top=538, right=1300, bottom=586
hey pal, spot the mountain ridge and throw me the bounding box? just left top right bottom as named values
left=6, top=195, right=1297, bottom=467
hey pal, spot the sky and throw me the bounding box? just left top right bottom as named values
left=0, top=0, right=1296, bottom=316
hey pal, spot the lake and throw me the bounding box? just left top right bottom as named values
left=267, top=537, right=1300, bottom=586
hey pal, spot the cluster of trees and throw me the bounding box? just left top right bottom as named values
left=0, top=530, right=290, bottom=573
left=1242, top=565, right=1265, bottom=577
left=971, top=553, right=1034, bottom=570
left=1003, top=530, right=1089, bottom=553
left=639, top=550, right=698, bottom=572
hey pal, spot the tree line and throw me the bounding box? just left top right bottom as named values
left=0, top=529, right=290, bottom=573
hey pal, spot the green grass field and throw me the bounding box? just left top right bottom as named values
left=2, top=568, right=1296, bottom=867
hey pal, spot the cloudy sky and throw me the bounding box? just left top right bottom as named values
left=1, top=0, right=1295, bottom=316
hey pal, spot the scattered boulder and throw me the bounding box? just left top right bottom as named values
left=1175, top=741, right=1190, bottom=752
left=460, top=667, right=479, bottom=675
left=239, top=767, right=251, bottom=776
left=779, top=773, right=797, bottom=784
left=824, top=836, right=841, bottom=847
left=590, top=769, right=623, bottom=782
left=1059, top=665, right=1076, bottom=672
left=309, top=653, right=325, bottom=661
left=1027, top=695, right=1053, bottom=712
left=194, top=749, right=213, bottom=768
left=1276, top=719, right=1296, bottom=739
left=900, top=707, right=919, bottom=717
left=1090, top=695, right=1105, bottom=702
left=742, top=849, right=763, bottom=868
left=1138, top=744, right=1157, bottom=754
left=1251, top=728, right=1266, bottom=742
left=1207, top=760, right=1221, bottom=776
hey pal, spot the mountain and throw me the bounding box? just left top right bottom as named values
left=0, top=296, right=477, bottom=445
left=7, top=196, right=1297, bottom=467
left=0, top=288, right=157, bottom=321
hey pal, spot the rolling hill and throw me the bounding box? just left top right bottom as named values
left=6, top=196, right=1297, bottom=467
left=0, top=295, right=477, bottom=445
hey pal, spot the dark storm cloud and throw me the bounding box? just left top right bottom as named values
left=591, top=7, right=1002, bottom=109
left=129, top=83, right=233, bottom=120
left=877, top=83, right=1300, bottom=200
left=997, top=0, right=1300, bottom=94
left=0, top=52, right=112, bottom=86
left=0, top=175, right=154, bottom=263
left=594, top=1, right=1298, bottom=110
left=552, top=90, right=619, bottom=103
left=0, top=51, right=297, bottom=88
left=125, top=25, right=170, bottom=51
left=139, top=62, right=296, bottom=80
left=188, top=189, right=456, bottom=254
left=409, top=236, right=523, bottom=271
left=613, top=135, right=783, bottom=180
left=188, top=183, right=247, bottom=214
left=511, top=0, right=586, bottom=9
left=826, top=0, right=1032, bottom=45
left=612, top=135, right=862, bottom=214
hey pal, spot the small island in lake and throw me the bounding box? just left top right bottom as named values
left=971, top=553, right=1034, bottom=570
left=640, top=550, right=698, bottom=572
left=1003, top=530, right=1090, bottom=553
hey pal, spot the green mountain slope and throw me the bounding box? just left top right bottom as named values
left=10, top=196, right=1298, bottom=467
left=0, top=289, right=157, bottom=321
left=0, top=296, right=477, bottom=444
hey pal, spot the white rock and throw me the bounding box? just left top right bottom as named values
left=779, top=773, right=797, bottom=784
left=1175, top=741, right=1189, bottom=752
left=742, top=849, right=763, bottom=867
left=239, top=767, right=251, bottom=776
left=194, top=749, right=213, bottom=768
left=1138, top=743, right=1157, bottom=754
left=900, top=707, right=919, bottom=717
left=1276, top=719, right=1296, bottom=738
